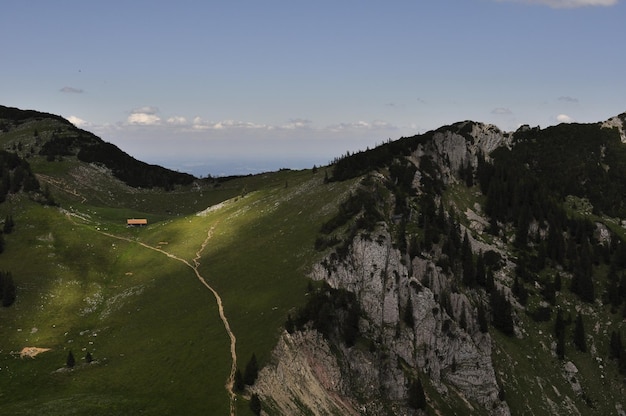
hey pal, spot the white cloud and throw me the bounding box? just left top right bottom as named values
left=60, top=86, right=84, bottom=93
left=328, top=120, right=396, bottom=132
left=189, top=117, right=267, bottom=131
left=67, top=115, right=89, bottom=127
left=166, top=116, right=187, bottom=125
left=491, top=107, right=513, bottom=115
left=131, top=106, right=159, bottom=115
left=214, top=120, right=266, bottom=130
left=282, top=118, right=312, bottom=129
left=556, top=114, right=575, bottom=123
left=495, top=0, right=617, bottom=7
left=127, top=106, right=161, bottom=125
left=128, top=112, right=161, bottom=125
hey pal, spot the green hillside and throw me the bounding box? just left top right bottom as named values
left=0, top=107, right=355, bottom=415
left=1, top=106, right=625, bottom=415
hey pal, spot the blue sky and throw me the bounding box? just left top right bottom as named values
left=2, top=0, right=625, bottom=176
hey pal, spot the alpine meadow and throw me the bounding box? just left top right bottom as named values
left=1, top=104, right=626, bottom=416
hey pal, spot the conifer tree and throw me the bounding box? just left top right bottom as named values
left=512, top=276, right=528, bottom=306
left=3, top=214, right=14, bottom=234
left=573, top=313, right=587, bottom=353
left=1, top=271, right=16, bottom=307
left=408, top=377, right=426, bottom=410
left=554, top=309, right=565, bottom=339
left=249, top=393, right=262, bottom=415
left=477, top=303, right=489, bottom=333
left=85, top=351, right=93, bottom=363
left=66, top=351, right=75, bottom=368
left=459, top=308, right=468, bottom=332
left=609, top=331, right=622, bottom=360
left=475, top=251, right=486, bottom=287
left=554, top=309, right=566, bottom=359
left=485, top=268, right=495, bottom=294
left=233, top=368, right=245, bottom=392
left=556, top=330, right=566, bottom=359
left=554, top=273, right=562, bottom=292
left=285, top=314, right=295, bottom=334
left=403, top=296, right=415, bottom=328
left=490, top=289, right=514, bottom=336
left=462, top=232, right=476, bottom=287
left=244, top=353, right=259, bottom=386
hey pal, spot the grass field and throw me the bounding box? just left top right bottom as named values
left=0, top=166, right=355, bottom=415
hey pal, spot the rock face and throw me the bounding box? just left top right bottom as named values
left=312, top=227, right=509, bottom=415
left=255, top=224, right=510, bottom=415
left=252, top=330, right=359, bottom=416
left=253, top=124, right=515, bottom=415
left=253, top=117, right=626, bottom=415
left=601, top=113, right=626, bottom=143
left=414, top=122, right=512, bottom=185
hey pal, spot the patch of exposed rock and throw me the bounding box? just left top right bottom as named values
left=601, top=114, right=626, bottom=143
left=257, top=224, right=511, bottom=415
left=413, top=122, right=512, bottom=185
left=251, top=330, right=359, bottom=416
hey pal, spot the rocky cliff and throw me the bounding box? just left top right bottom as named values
left=252, top=118, right=626, bottom=415
left=253, top=123, right=513, bottom=415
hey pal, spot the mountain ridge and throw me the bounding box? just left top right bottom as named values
left=253, top=112, right=626, bottom=415
left=1, top=105, right=626, bottom=415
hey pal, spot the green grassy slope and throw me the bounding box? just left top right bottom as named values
left=0, top=164, right=352, bottom=415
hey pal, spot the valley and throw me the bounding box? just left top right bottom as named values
left=1, top=106, right=626, bottom=415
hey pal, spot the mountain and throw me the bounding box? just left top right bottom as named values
left=0, top=105, right=194, bottom=191
left=1, top=106, right=625, bottom=415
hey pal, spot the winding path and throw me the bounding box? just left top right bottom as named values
left=76, top=216, right=238, bottom=415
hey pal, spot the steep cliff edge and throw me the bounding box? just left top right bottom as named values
left=253, top=118, right=626, bottom=415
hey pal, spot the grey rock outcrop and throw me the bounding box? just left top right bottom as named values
left=413, top=122, right=512, bottom=185
left=252, top=123, right=518, bottom=415
left=254, top=222, right=511, bottom=415
left=311, top=226, right=510, bottom=415
left=251, top=330, right=360, bottom=416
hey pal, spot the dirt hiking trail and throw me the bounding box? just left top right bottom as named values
left=75, top=215, right=239, bottom=415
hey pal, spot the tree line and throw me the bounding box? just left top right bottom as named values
left=38, top=133, right=195, bottom=190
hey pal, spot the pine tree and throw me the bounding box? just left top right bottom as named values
left=477, top=303, right=489, bottom=333
left=244, top=353, right=259, bottom=386
left=462, top=232, right=476, bottom=287
left=66, top=350, right=75, bottom=368
left=285, top=314, right=295, bottom=334
left=554, top=309, right=565, bottom=339
left=403, top=296, right=415, bottom=328
left=485, top=268, right=495, bottom=294
left=233, top=368, right=245, bottom=392
left=512, top=276, right=528, bottom=306
left=609, top=331, right=622, bottom=360
left=556, top=330, right=566, bottom=359
left=554, top=273, right=562, bottom=292
left=554, top=309, right=566, bottom=359
left=3, top=214, right=14, bottom=234
left=85, top=351, right=93, bottom=363
left=490, top=289, right=514, bottom=336
left=249, top=393, right=262, bottom=415
left=573, top=313, right=587, bottom=353
left=459, top=308, right=468, bottom=332
left=476, top=251, right=486, bottom=287
left=408, top=377, right=426, bottom=410
left=1, top=271, right=16, bottom=307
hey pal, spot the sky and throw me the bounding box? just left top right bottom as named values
left=1, top=0, right=625, bottom=176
